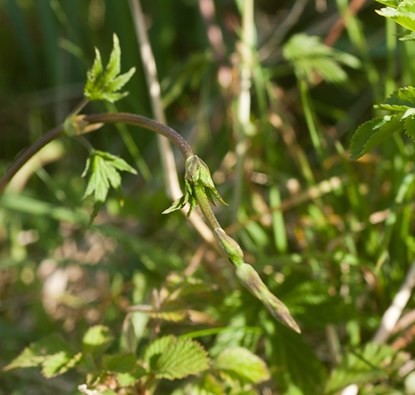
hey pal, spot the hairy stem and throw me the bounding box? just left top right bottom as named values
left=0, top=112, right=193, bottom=195
left=193, top=185, right=221, bottom=230
left=83, top=113, right=194, bottom=159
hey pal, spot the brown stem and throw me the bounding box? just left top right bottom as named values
left=0, top=112, right=194, bottom=195
left=83, top=113, right=193, bottom=159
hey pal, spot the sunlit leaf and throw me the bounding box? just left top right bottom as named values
left=376, top=0, right=415, bottom=32
left=349, top=115, right=403, bottom=160
left=214, top=347, right=270, bottom=384
left=376, top=86, right=415, bottom=111
left=144, top=335, right=210, bottom=380
left=83, top=325, right=114, bottom=354
left=41, top=351, right=82, bottom=378
left=4, top=334, right=81, bottom=378
left=84, top=34, right=136, bottom=103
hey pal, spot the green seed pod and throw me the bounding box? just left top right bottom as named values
left=214, top=228, right=244, bottom=266
left=236, top=263, right=301, bottom=333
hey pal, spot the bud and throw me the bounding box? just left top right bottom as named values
left=185, top=155, right=227, bottom=206
left=236, top=263, right=301, bottom=333
left=64, top=114, right=103, bottom=136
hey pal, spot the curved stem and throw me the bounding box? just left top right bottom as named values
left=83, top=113, right=193, bottom=159
left=0, top=125, right=64, bottom=194
left=0, top=112, right=194, bottom=195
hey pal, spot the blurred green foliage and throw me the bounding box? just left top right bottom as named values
left=1, top=0, right=415, bottom=394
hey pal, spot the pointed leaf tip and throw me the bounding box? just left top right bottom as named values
left=84, top=33, right=136, bottom=103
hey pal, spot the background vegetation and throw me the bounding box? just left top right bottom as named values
left=1, top=0, right=415, bottom=394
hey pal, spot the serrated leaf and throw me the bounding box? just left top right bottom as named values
left=4, top=334, right=81, bottom=378
left=377, top=86, right=415, bottom=111
left=41, top=351, right=82, bottom=378
left=349, top=115, right=403, bottom=160
left=404, top=113, right=415, bottom=140
left=325, top=342, right=409, bottom=394
left=144, top=335, right=210, bottom=380
left=376, top=0, right=400, bottom=6
left=283, top=34, right=360, bottom=85
left=82, top=150, right=137, bottom=203
left=377, top=1, right=415, bottom=32
left=83, top=325, right=114, bottom=354
left=400, top=31, right=415, bottom=41
left=214, top=347, right=269, bottom=384
left=84, top=34, right=136, bottom=103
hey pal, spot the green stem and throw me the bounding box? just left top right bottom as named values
left=193, top=185, right=221, bottom=230
left=299, top=79, right=322, bottom=156
left=0, top=125, right=64, bottom=194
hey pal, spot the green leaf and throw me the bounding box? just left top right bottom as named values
left=400, top=31, right=415, bottom=41
left=83, top=325, right=114, bottom=354
left=404, top=112, right=415, bottom=140
left=214, top=347, right=270, bottom=384
left=182, top=373, right=224, bottom=395
left=266, top=328, right=327, bottom=395
left=102, top=353, right=146, bottom=387
left=377, top=86, right=415, bottom=111
left=326, top=342, right=408, bottom=394
left=376, top=0, right=415, bottom=32
left=102, top=353, right=137, bottom=373
left=41, top=351, right=82, bottom=379
left=349, top=115, right=403, bottom=160
left=84, top=34, right=136, bottom=103
left=163, top=155, right=226, bottom=216
left=144, top=335, right=210, bottom=380
left=376, top=0, right=400, bottom=6
left=283, top=34, right=360, bottom=85
left=82, top=150, right=137, bottom=203
left=4, top=334, right=81, bottom=378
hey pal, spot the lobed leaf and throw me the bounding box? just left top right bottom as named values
left=283, top=34, right=360, bottom=85
left=377, top=86, right=415, bottom=111
left=82, top=150, right=137, bottom=203
left=144, top=335, right=210, bottom=380
left=404, top=112, right=415, bottom=140
left=376, top=0, right=415, bottom=32
left=325, top=342, right=409, bottom=393
left=84, top=34, right=136, bottom=103
left=349, top=115, right=403, bottom=160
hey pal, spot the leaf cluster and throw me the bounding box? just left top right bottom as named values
left=84, top=34, right=136, bottom=103
left=82, top=150, right=137, bottom=203
left=5, top=326, right=270, bottom=394
left=350, top=85, right=415, bottom=161
left=376, top=0, right=415, bottom=40
left=283, top=34, right=360, bottom=85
